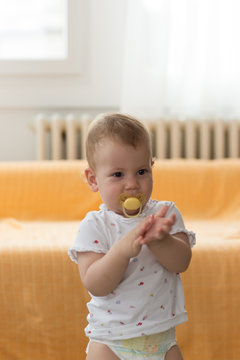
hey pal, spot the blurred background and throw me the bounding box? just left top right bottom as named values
left=1, top=0, right=240, bottom=161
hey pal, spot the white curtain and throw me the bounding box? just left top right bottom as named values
left=121, top=0, right=240, bottom=120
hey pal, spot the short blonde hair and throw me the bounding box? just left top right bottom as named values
left=86, top=113, right=152, bottom=169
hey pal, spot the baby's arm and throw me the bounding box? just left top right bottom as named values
left=139, top=205, right=192, bottom=273
left=77, top=215, right=154, bottom=297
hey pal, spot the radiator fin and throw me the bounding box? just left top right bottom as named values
left=33, top=114, right=240, bottom=160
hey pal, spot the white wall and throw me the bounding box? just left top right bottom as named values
left=0, top=0, right=126, bottom=161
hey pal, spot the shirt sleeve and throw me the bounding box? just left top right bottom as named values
left=68, top=212, right=110, bottom=264
left=167, top=202, right=196, bottom=248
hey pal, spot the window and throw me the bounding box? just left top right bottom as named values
left=0, top=0, right=83, bottom=75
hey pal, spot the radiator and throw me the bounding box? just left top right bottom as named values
left=33, top=113, right=240, bottom=160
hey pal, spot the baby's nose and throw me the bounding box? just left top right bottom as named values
left=125, top=176, right=139, bottom=190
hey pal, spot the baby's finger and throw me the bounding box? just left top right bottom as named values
left=156, top=205, right=169, bottom=219
left=164, top=214, right=175, bottom=226
left=138, top=215, right=154, bottom=237
left=143, top=214, right=155, bottom=231
left=169, top=213, right=176, bottom=224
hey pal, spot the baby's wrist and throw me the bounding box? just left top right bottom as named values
left=114, top=238, right=132, bottom=262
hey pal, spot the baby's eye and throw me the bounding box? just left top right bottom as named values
left=113, top=172, right=122, bottom=178
left=138, top=169, right=147, bottom=175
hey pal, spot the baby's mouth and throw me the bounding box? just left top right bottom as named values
left=118, top=193, right=146, bottom=218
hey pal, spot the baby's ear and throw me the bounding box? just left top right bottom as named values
left=85, top=168, right=98, bottom=192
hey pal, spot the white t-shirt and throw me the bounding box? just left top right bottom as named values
left=68, top=199, right=196, bottom=341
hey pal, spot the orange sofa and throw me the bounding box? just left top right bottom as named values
left=0, top=159, right=240, bottom=360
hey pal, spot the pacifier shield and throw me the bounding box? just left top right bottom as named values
left=118, top=193, right=146, bottom=218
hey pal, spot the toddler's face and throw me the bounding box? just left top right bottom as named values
left=86, top=139, right=153, bottom=216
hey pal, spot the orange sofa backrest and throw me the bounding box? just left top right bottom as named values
left=0, top=159, right=240, bottom=220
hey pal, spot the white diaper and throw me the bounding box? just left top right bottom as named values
left=89, top=327, right=177, bottom=360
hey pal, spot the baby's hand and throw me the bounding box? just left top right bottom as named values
left=138, top=205, right=175, bottom=245
left=118, top=215, right=155, bottom=259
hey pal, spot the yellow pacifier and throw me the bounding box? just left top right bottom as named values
left=119, top=193, right=146, bottom=218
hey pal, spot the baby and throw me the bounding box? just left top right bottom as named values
left=68, top=113, right=196, bottom=360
